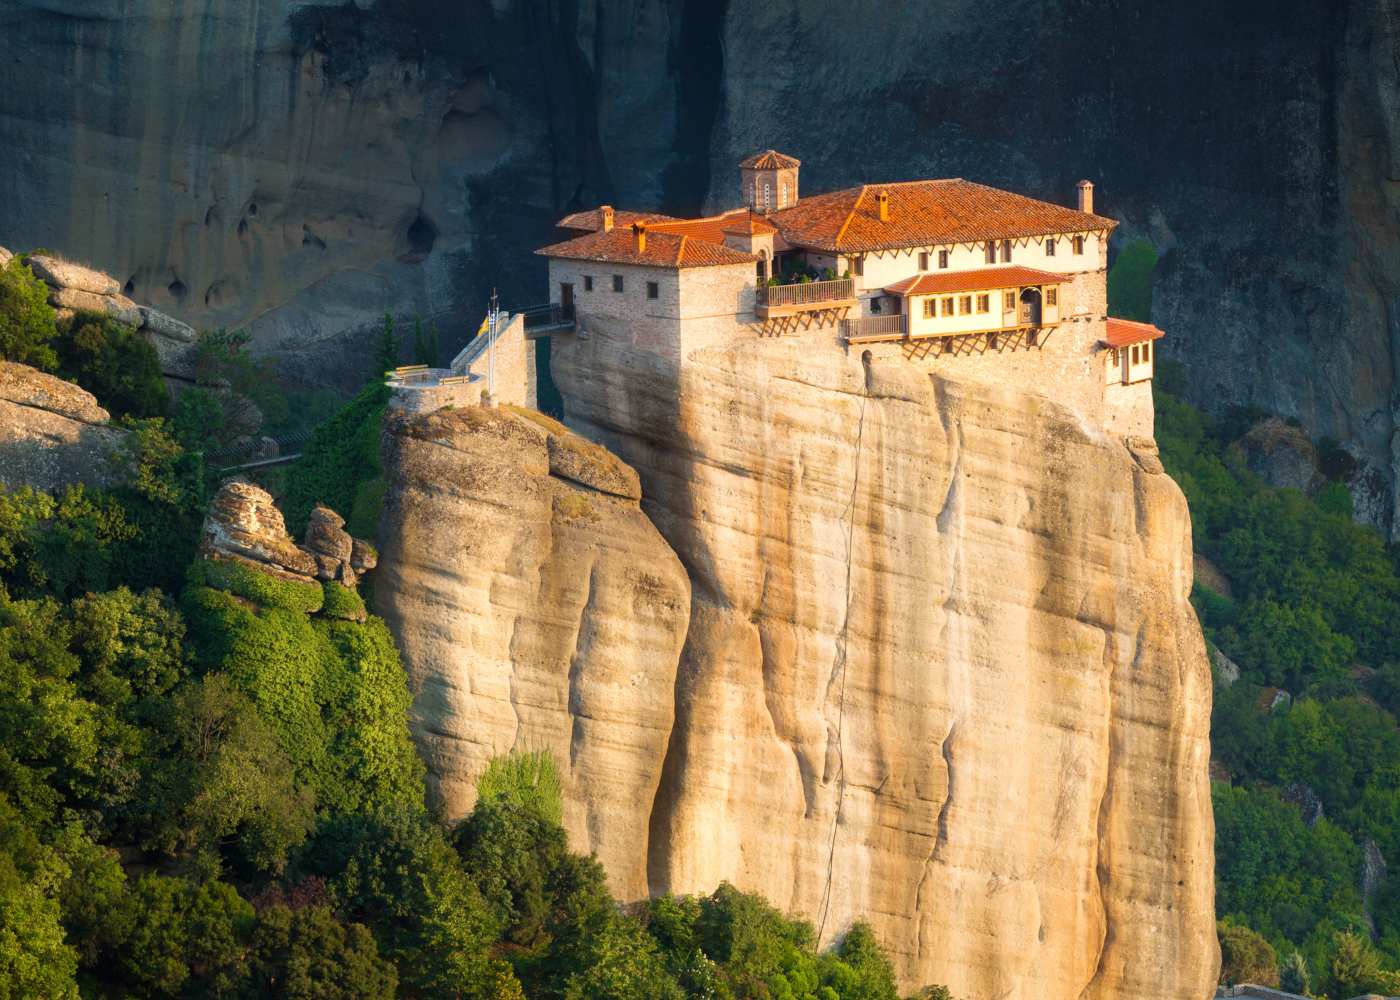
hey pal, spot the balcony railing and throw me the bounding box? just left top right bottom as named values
left=520, top=302, right=576, bottom=332
left=756, top=277, right=855, bottom=309
left=841, top=314, right=908, bottom=342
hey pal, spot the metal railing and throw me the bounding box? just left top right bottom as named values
left=520, top=302, right=576, bottom=331
left=841, top=314, right=907, bottom=340
left=756, top=277, right=855, bottom=308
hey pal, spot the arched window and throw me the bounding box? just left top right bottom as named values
left=764, top=181, right=773, bottom=211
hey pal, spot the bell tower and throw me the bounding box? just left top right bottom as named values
left=739, top=150, right=801, bottom=213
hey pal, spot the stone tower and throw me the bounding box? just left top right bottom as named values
left=740, top=149, right=801, bottom=213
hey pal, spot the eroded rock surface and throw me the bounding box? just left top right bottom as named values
left=200, top=480, right=371, bottom=589
left=546, top=328, right=1216, bottom=999
left=0, top=361, right=128, bottom=493
left=374, top=405, right=691, bottom=902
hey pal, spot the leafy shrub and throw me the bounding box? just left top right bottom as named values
left=1218, top=920, right=1278, bottom=987
left=475, top=750, right=564, bottom=827
left=186, top=557, right=324, bottom=615
left=282, top=381, right=389, bottom=537
left=0, top=258, right=58, bottom=371
left=54, top=312, right=167, bottom=418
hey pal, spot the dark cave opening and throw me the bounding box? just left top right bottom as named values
left=406, top=213, right=438, bottom=256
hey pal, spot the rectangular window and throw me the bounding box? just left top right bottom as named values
left=1073, top=236, right=1086, bottom=255
left=941, top=298, right=954, bottom=317
left=1045, top=238, right=1056, bottom=257
left=919, top=251, right=929, bottom=270
left=583, top=275, right=594, bottom=292
left=612, top=274, right=624, bottom=292
left=1004, top=291, right=1016, bottom=310
left=1110, top=348, right=1119, bottom=365
left=1000, top=240, right=1013, bottom=263
left=976, top=294, right=990, bottom=313
left=959, top=295, right=972, bottom=315
left=985, top=242, right=996, bottom=264
left=1144, top=341, right=1152, bottom=362
left=1046, top=287, right=1058, bottom=306
left=647, top=281, right=659, bottom=300
left=939, top=250, right=950, bottom=269
left=853, top=256, right=864, bottom=277
left=923, top=299, right=935, bottom=318
left=1132, top=344, right=1140, bottom=364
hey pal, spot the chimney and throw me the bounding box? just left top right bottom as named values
left=601, top=205, right=615, bottom=232
left=877, top=189, right=890, bottom=222
left=1077, top=180, right=1094, bottom=215
left=632, top=221, right=647, bottom=253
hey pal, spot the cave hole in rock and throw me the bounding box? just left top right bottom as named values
left=238, top=219, right=249, bottom=237
left=406, top=214, right=438, bottom=256
left=123, top=277, right=135, bottom=296
left=247, top=202, right=259, bottom=218
left=302, top=224, right=327, bottom=251
left=204, top=205, right=221, bottom=227
left=168, top=279, right=187, bottom=302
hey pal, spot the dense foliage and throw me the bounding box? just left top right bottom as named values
left=1156, top=371, right=1400, bottom=995
left=0, top=280, right=938, bottom=998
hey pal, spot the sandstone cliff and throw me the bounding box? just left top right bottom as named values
left=0, top=361, right=129, bottom=493
left=373, top=405, right=691, bottom=902
left=373, top=327, right=1217, bottom=997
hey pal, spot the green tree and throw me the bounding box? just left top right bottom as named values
left=1279, top=950, right=1310, bottom=994
left=0, top=258, right=58, bottom=371
left=280, top=381, right=389, bottom=538
left=247, top=904, right=397, bottom=999
left=1107, top=240, right=1157, bottom=323
left=140, top=675, right=314, bottom=875
left=0, top=799, right=79, bottom=999
left=116, top=874, right=255, bottom=996
left=1328, top=929, right=1400, bottom=998
left=55, top=313, right=167, bottom=418
left=476, top=750, right=564, bottom=827
left=375, top=313, right=400, bottom=377
left=1218, top=920, right=1278, bottom=987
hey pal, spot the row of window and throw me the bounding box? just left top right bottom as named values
left=1110, top=341, right=1154, bottom=366
left=918, top=287, right=1058, bottom=319
left=908, top=236, right=1090, bottom=271
left=580, top=274, right=661, bottom=299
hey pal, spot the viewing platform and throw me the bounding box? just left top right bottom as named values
left=386, top=365, right=478, bottom=415
left=519, top=302, right=576, bottom=337
left=755, top=277, right=856, bottom=320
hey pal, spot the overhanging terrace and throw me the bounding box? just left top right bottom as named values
left=754, top=276, right=856, bottom=320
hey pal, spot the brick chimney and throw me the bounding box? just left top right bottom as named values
left=877, top=189, right=890, bottom=222
left=1077, top=181, right=1094, bottom=215
left=632, top=221, right=647, bottom=253
left=601, top=205, right=615, bottom=232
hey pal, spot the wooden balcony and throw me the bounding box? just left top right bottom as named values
left=756, top=277, right=857, bottom=319
left=842, top=314, right=908, bottom=343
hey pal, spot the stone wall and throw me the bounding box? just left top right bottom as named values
left=463, top=313, right=533, bottom=408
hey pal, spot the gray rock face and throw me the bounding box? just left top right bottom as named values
left=0, top=361, right=128, bottom=493
left=1237, top=418, right=1323, bottom=494
left=28, top=255, right=121, bottom=296
left=2, top=1, right=1397, bottom=518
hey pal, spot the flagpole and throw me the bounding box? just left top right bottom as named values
left=488, top=288, right=497, bottom=401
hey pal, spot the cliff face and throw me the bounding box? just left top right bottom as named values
left=544, top=330, right=1216, bottom=998
left=373, top=405, right=691, bottom=902
left=3, top=0, right=1397, bottom=525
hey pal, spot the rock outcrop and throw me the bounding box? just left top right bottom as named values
left=373, top=405, right=691, bottom=902
left=201, top=480, right=372, bottom=592
left=0, top=361, right=129, bottom=493
left=22, top=253, right=201, bottom=383
left=537, top=328, right=1217, bottom=998
left=1237, top=417, right=1324, bottom=495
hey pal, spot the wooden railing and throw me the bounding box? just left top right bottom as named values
left=841, top=314, right=907, bottom=341
left=756, top=277, right=854, bottom=308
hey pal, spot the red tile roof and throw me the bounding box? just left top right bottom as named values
left=556, top=207, right=678, bottom=232
left=740, top=150, right=801, bottom=170
left=536, top=226, right=757, bottom=269
left=885, top=266, right=1066, bottom=296
left=648, top=208, right=776, bottom=243
left=1105, top=317, right=1165, bottom=347
left=768, top=179, right=1116, bottom=252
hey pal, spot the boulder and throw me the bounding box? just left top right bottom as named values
left=200, top=480, right=319, bottom=581
left=1283, top=783, right=1325, bottom=826
left=0, top=362, right=128, bottom=493
left=48, top=286, right=142, bottom=327
left=1210, top=644, right=1241, bottom=687
left=139, top=305, right=197, bottom=343
left=1237, top=417, right=1323, bottom=494
left=0, top=246, right=11, bottom=267
left=27, top=254, right=121, bottom=296
left=303, top=505, right=359, bottom=585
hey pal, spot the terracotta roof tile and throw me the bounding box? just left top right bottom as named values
left=1105, top=317, right=1165, bottom=347
left=768, top=179, right=1116, bottom=252
left=650, top=208, right=776, bottom=243
left=536, top=226, right=757, bottom=269
left=739, top=150, right=801, bottom=170
left=556, top=206, right=678, bottom=232
left=885, top=266, right=1067, bottom=296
